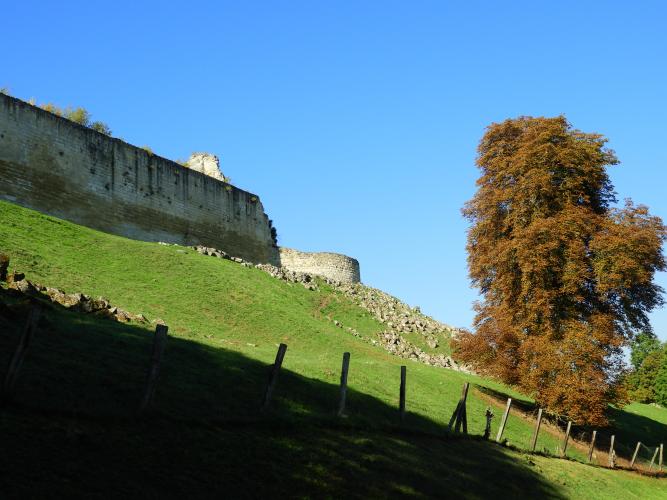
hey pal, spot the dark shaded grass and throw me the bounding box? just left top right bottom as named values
left=477, top=385, right=667, bottom=467
left=1, top=200, right=665, bottom=497
left=0, top=296, right=563, bottom=499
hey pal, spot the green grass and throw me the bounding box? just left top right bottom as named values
left=1, top=199, right=665, bottom=498
left=624, top=402, right=667, bottom=427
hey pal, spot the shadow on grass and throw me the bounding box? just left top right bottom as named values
left=475, top=381, right=667, bottom=467
left=0, top=289, right=566, bottom=498
left=475, top=385, right=536, bottom=414
left=608, top=405, right=667, bottom=442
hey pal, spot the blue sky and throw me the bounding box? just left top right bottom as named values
left=4, top=1, right=667, bottom=339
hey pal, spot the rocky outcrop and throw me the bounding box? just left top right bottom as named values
left=185, top=153, right=227, bottom=183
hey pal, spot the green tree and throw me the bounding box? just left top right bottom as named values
left=630, top=331, right=661, bottom=370
left=655, top=354, right=667, bottom=406
left=625, top=346, right=666, bottom=403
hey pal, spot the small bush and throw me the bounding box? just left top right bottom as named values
left=90, top=121, right=112, bottom=135
left=65, top=107, right=91, bottom=126
left=41, top=103, right=64, bottom=116
left=35, top=101, right=112, bottom=137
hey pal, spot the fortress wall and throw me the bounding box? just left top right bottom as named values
left=0, top=93, right=278, bottom=264
left=279, top=247, right=360, bottom=283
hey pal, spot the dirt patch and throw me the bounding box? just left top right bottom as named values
left=473, top=387, right=662, bottom=474
left=314, top=293, right=335, bottom=319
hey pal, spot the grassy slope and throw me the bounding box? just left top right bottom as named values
left=0, top=200, right=665, bottom=498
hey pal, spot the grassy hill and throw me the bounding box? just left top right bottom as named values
left=0, top=199, right=665, bottom=498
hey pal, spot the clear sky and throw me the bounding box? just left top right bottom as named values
left=4, top=1, right=667, bottom=339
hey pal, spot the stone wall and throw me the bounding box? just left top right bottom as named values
left=0, top=94, right=278, bottom=265
left=278, top=247, right=360, bottom=283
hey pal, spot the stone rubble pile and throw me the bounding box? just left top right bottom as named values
left=327, top=314, right=467, bottom=371
left=190, top=246, right=320, bottom=290
left=178, top=243, right=473, bottom=373
left=321, top=282, right=473, bottom=371
left=378, top=331, right=463, bottom=370
left=3, top=269, right=153, bottom=324
left=191, top=245, right=255, bottom=268
left=192, top=244, right=230, bottom=260
left=333, top=282, right=460, bottom=336
left=254, top=263, right=319, bottom=291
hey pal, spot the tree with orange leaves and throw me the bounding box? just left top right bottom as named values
left=454, top=116, right=666, bottom=425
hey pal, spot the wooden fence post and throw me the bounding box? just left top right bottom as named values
left=587, top=430, right=597, bottom=463
left=530, top=408, right=543, bottom=452
left=137, top=324, right=168, bottom=416
left=2, top=305, right=41, bottom=402
left=337, top=352, right=350, bottom=417
left=608, top=435, right=616, bottom=468
left=483, top=407, right=494, bottom=439
left=459, top=384, right=469, bottom=434
left=260, top=343, right=287, bottom=413
left=399, top=365, right=406, bottom=422
left=0, top=253, right=9, bottom=281
left=561, top=421, right=572, bottom=457
left=649, top=446, right=659, bottom=471
left=496, top=397, right=512, bottom=443
left=448, top=382, right=469, bottom=433
left=630, top=442, right=641, bottom=469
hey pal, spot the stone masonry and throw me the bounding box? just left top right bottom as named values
left=278, top=247, right=361, bottom=284
left=0, top=93, right=364, bottom=279
left=0, top=93, right=278, bottom=265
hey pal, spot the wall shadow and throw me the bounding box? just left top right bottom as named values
left=0, top=288, right=567, bottom=498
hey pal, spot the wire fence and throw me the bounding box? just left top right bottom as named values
left=2, top=304, right=665, bottom=475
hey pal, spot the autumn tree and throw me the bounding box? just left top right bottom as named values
left=454, top=116, right=666, bottom=425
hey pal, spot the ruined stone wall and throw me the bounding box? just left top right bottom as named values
left=0, top=94, right=278, bottom=265
left=278, top=247, right=360, bottom=283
